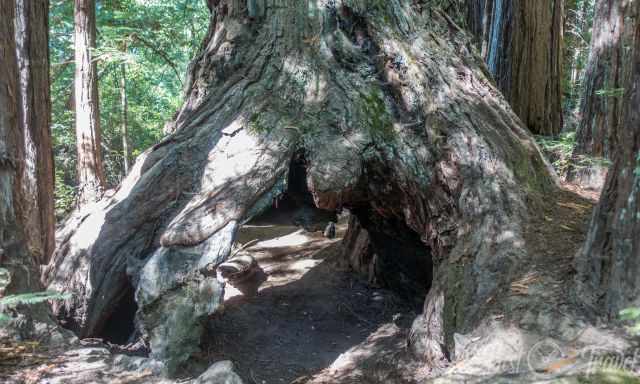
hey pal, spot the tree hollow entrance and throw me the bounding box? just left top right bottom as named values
left=347, top=207, right=432, bottom=308
left=98, top=280, right=137, bottom=345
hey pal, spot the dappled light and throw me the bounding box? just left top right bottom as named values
left=2, top=0, right=639, bottom=383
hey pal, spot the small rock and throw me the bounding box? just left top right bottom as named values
left=194, top=360, right=245, bottom=384
left=323, top=222, right=336, bottom=239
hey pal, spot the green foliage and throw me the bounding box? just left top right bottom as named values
left=535, top=132, right=578, bottom=175
left=535, top=132, right=611, bottom=175
left=595, top=88, right=626, bottom=98
left=0, top=268, right=70, bottom=324
left=620, top=308, right=640, bottom=335
left=1, top=292, right=71, bottom=309
left=562, top=0, right=596, bottom=125
left=50, top=0, right=209, bottom=213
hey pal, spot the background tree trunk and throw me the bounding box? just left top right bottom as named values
left=46, top=0, right=556, bottom=373
left=563, top=0, right=593, bottom=117
left=575, top=0, right=640, bottom=319
left=0, top=0, right=39, bottom=295
left=569, top=0, right=636, bottom=189
left=74, top=0, right=105, bottom=205
left=120, top=57, right=130, bottom=176
left=15, top=0, right=55, bottom=265
left=467, top=0, right=564, bottom=136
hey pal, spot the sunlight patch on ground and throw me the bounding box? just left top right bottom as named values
left=251, top=229, right=320, bottom=249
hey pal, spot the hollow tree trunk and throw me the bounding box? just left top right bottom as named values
left=15, top=0, right=55, bottom=265
left=45, top=0, right=556, bottom=374
left=575, top=0, right=640, bottom=319
left=467, top=0, right=564, bottom=136
left=568, top=0, right=635, bottom=189
left=0, top=0, right=39, bottom=295
left=74, top=0, right=105, bottom=205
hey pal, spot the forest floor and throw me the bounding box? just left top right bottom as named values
left=3, top=181, right=629, bottom=384
left=195, top=212, right=425, bottom=384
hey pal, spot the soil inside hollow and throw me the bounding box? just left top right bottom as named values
left=196, top=203, right=420, bottom=383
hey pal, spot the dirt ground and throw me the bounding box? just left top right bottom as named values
left=195, top=202, right=423, bottom=384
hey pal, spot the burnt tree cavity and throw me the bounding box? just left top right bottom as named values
left=248, top=151, right=337, bottom=231
left=98, top=280, right=138, bottom=345
left=342, top=208, right=432, bottom=309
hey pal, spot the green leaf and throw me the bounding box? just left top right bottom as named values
left=0, top=291, right=71, bottom=309
left=620, top=307, right=640, bottom=321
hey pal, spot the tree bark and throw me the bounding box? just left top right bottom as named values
left=74, top=0, right=105, bottom=205
left=0, top=0, right=39, bottom=295
left=575, top=0, right=640, bottom=319
left=15, top=0, right=56, bottom=265
left=569, top=0, right=635, bottom=188
left=467, top=0, right=565, bottom=136
left=45, top=0, right=556, bottom=374
left=120, top=54, right=130, bottom=175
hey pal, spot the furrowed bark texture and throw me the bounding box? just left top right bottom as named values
left=467, top=0, right=564, bottom=136
left=569, top=0, right=636, bottom=189
left=576, top=0, right=640, bottom=319
left=74, top=0, right=106, bottom=205
left=15, top=0, right=55, bottom=265
left=45, top=0, right=554, bottom=374
left=0, top=0, right=39, bottom=295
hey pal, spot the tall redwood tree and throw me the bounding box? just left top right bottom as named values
left=576, top=0, right=640, bottom=319
left=15, top=0, right=55, bottom=264
left=467, top=0, right=565, bottom=136
left=74, top=0, right=105, bottom=205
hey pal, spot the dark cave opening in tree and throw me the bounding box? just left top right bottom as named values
left=348, top=207, right=433, bottom=309
left=244, top=150, right=433, bottom=308
left=99, top=279, right=138, bottom=345
left=246, top=150, right=337, bottom=231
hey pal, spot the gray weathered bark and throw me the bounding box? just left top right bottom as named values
left=15, top=0, right=56, bottom=265
left=45, top=0, right=556, bottom=374
left=575, top=0, right=640, bottom=319
left=74, top=0, right=106, bottom=205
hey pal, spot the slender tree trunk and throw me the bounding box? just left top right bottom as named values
left=46, top=0, right=556, bottom=373
left=572, top=0, right=591, bottom=88
left=0, top=0, right=39, bottom=295
left=575, top=0, right=640, bottom=318
left=74, top=0, right=105, bottom=205
left=15, top=0, right=55, bottom=265
left=120, top=48, right=130, bottom=175
left=468, top=0, right=565, bottom=135
left=569, top=0, right=635, bottom=188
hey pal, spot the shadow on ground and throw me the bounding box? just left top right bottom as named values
left=198, top=241, right=418, bottom=384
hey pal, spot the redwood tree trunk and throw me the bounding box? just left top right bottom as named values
left=15, top=0, right=55, bottom=265
left=468, top=0, right=564, bottom=136
left=0, top=0, right=39, bottom=295
left=569, top=0, right=635, bottom=188
left=575, top=0, right=640, bottom=319
left=74, top=0, right=105, bottom=205
left=46, top=0, right=556, bottom=374
left=120, top=58, right=130, bottom=175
